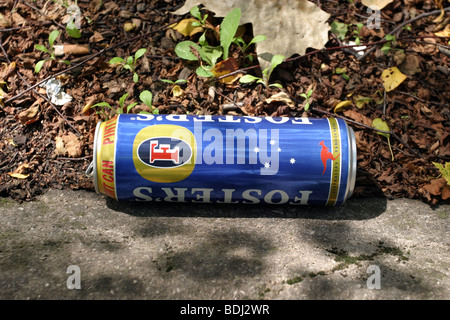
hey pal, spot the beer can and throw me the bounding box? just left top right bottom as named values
left=91, top=114, right=356, bottom=206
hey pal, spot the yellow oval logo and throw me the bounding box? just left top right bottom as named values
left=133, top=125, right=196, bottom=183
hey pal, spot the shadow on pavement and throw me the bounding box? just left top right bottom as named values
left=105, top=195, right=387, bottom=221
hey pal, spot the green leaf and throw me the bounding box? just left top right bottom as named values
left=190, top=6, right=202, bottom=20
left=220, top=8, right=241, bottom=60
left=381, top=43, right=391, bottom=55
left=66, top=20, right=81, bottom=38
left=196, top=66, right=214, bottom=78
left=239, top=74, right=261, bottom=84
left=61, top=60, right=71, bottom=65
left=48, top=30, right=60, bottom=47
left=304, top=102, right=310, bottom=111
left=133, top=72, right=139, bottom=83
left=268, top=54, right=285, bottom=76
left=249, top=35, right=266, bottom=45
left=34, top=60, right=46, bottom=73
left=134, top=48, right=147, bottom=60
left=385, top=34, right=396, bottom=41
left=119, top=93, right=129, bottom=108
left=160, top=79, right=174, bottom=84
left=126, top=102, right=138, bottom=113
left=175, top=41, right=202, bottom=61
left=92, top=102, right=113, bottom=111
left=35, top=44, right=51, bottom=54
left=269, top=83, right=283, bottom=88
left=109, top=57, right=125, bottom=64
left=139, top=90, right=153, bottom=107
left=175, top=79, right=187, bottom=84
left=123, top=64, right=133, bottom=71
left=126, top=56, right=134, bottom=66
left=330, top=21, right=348, bottom=40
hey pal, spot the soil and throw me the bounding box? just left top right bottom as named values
left=0, top=0, right=449, bottom=205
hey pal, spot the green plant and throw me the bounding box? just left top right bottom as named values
left=91, top=92, right=138, bottom=118
left=232, top=34, right=266, bottom=62
left=160, top=79, right=188, bottom=85
left=139, top=90, right=159, bottom=114
left=330, top=20, right=348, bottom=41
left=239, top=54, right=285, bottom=88
left=381, top=34, right=396, bottom=55
left=34, top=30, right=70, bottom=73
left=109, top=48, right=147, bottom=83
left=190, top=5, right=208, bottom=27
left=299, top=89, right=314, bottom=111
left=372, top=118, right=394, bottom=161
left=174, top=7, right=241, bottom=78
left=353, top=23, right=364, bottom=45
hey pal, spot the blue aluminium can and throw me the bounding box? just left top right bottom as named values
left=92, top=114, right=356, bottom=206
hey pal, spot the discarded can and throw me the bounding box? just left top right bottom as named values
left=91, top=114, right=356, bottom=206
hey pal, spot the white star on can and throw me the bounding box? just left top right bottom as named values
left=270, top=139, right=276, bottom=145
left=253, top=147, right=260, bottom=153
left=290, top=158, right=296, bottom=164
left=264, top=162, right=270, bottom=169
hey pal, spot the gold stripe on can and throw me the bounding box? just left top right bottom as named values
left=326, top=118, right=341, bottom=206
left=94, top=116, right=118, bottom=200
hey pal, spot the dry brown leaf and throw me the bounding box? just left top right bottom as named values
left=399, top=54, right=421, bottom=76
left=173, top=0, right=330, bottom=72
left=343, top=109, right=372, bottom=127
left=265, top=92, right=295, bottom=109
left=16, top=100, right=41, bottom=125
left=55, top=136, right=67, bottom=156
left=62, top=133, right=82, bottom=158
left=361, top=0, right=393, bottom=10
left=210, top=57, right=241, bottom=84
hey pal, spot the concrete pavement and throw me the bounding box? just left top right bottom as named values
left=0, top=189, right=448, bottom=300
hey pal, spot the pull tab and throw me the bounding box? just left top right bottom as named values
left=85, top=160, right=94, bottom=177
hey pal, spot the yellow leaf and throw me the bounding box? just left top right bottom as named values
left=171, top=85, right=184, bottom=97
left=8, top=172, right=29, bottom=179
left=354, top=95, right=372, bottom=109
left=381, top=67, right=407, bottom=92
left=334, top=100, right=352, bottom=113
left=265, top=92, right=296, bottom=109
left=434, top=24, right=450, bottom=38
left=170, top=18, right=204, bottom=37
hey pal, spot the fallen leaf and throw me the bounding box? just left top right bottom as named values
left=334, top=100, right=352, bottom=113
left=343, top=109, right=372, bottom=127
left=381, top=67, right=407, bottom=92
left=353, top=95, right=372, bottom=109
left=265, top=92, right=295, bottom=109
left=62, top=133, right=82, bottom=158
left=210, top=57, right=241, bottom=84
left=424, top=178, right=446, bottom=196
left=55, top=136, right=67, bottom=156
left=16, top=100, right=41, bottom=125
left=173, top=0, right=330, bottom=72
left=171, top=85, right=184, bottom=97
left=434, top=24, right=450, bottom=37
left=361, top=0, right=393, bottom=10
left=170, top=18, right=204, bottom=37
left=398, top=54, right=421, bottom=76
left=8, top=172, right=29, bottom=179
left=7, top=163, right=32, bottom=179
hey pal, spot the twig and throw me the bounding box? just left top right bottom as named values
left=358, top=6, right=450, bottom=61
left=311, top=108, right=422, bottom=158
left=5, top=17, right=184, bottom=104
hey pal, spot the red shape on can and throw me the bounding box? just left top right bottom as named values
left=320, top=140, right=339, bottom=175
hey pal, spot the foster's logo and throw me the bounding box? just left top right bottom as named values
left=133, top=125, right=196, bottom=183
left=137, top=137, right=192, bottom=168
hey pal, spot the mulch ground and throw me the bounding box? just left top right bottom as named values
left=0, top=0, right=449, bottom=205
